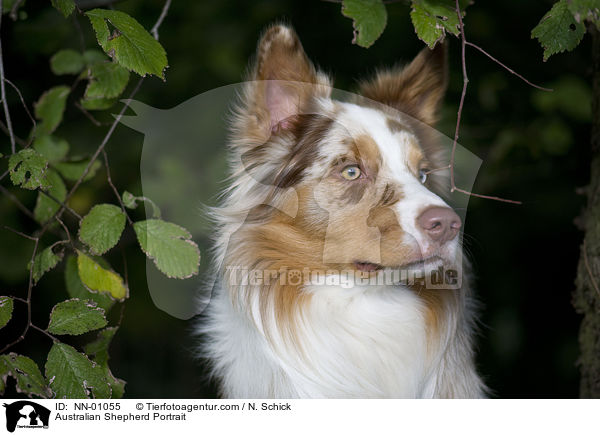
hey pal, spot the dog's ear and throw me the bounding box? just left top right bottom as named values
left=359, top=44, right=447, bottom=125
left=246, top=25, right=331, bottom=134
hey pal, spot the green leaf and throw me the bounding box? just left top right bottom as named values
left=133, top=219, right=200, bottom=279
left=532, top=0, right=586, bottom=61
left=0, top=353, right=50, bottom=398
left=48, top=299, right=107, bottom=335
left=84, top=327, right=125, bottom=398
left=77, top=252, right=128, bottom=300
left=35, top=86, right=70, bottom=136
left=33, top=135, right=69, bottom=163
left=341, top=0, right=387, bottom=48
left=84, top=326, right=118, bottom=366
left=86, top=9, right=168, bottom=79
left=65, top=256, right=115, bottom=312
left=33, top=169, right=67, bottom=224
left=121, top=191, right=161, bottom=217
left=410, top=0, right=466, bottom=48
left=0, top=296, right=13, bottom=329
left=122, top=190, right=137, bottom=209
left=85, top=62, right=130, bottom=99
left=46, top=342, right=111, bottom=398
left=80, top=96, right=118, bottom=111
left=83, top=49, right=108, bottom=66
left=8, top=149, right=50, bottom=190
left=55, top=159, right=102, bottom=181
left=51, top=0, right=75, bottom=18
left=31, top=245, right=63, bottom=283
left=568, top=0, right=600, bottom=30
left=50, top=49, right=85, bottom=75
left=79, top=204, right=126, bottom=255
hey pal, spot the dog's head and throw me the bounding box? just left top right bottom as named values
left=229, top=25, right=460, bottom=279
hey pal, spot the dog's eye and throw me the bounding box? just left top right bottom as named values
left=341, top=165, right=361, bottom=181
left=418, top=168, right=428, bottom=184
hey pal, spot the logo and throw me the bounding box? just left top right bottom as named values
left=3, top=401, right=50, bottom=433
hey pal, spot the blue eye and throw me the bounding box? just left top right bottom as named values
left=341, top=165, right=361, bottom=181
left=418, top=168, right=428, bottom=184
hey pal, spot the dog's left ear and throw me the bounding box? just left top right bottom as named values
left=359, top=44, right=447, bottom=125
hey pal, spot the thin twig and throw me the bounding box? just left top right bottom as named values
left=0, top=184, right=35, bottom=219
left=75, top=101, right=105, bottom=127
left=450, top=0, right=522, bottom=205
left=583, top=239, right=600, bottom=299
left=44, top=191, right=82, bottom=220
left=0, top=118, right=26, bottom=146
left=465, top=41, right=552, bottom=92
left=102, top=148, right=132, bottom=224
left=9, top=0, right=24, bottom=21
left=0, top=235, right=38, bottom=354
left=4, top=225, right=38, bottom=241
left=4, top=78, right=37, bottom=137
left=0, top=0, right=16, bottom=154
left=150, top=0, right=171, bottom=40
left=30, top=324, right=58, bottom=342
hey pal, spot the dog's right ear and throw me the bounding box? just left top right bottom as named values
left=243, top=25, right=331, bottom=137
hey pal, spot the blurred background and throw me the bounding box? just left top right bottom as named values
left=0, top=0, right=591, bottom=398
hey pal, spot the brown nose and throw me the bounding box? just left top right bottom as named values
left=417, top=207, right=461, bottom=245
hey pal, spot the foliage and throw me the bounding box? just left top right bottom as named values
left=0, top=1, right=201, bottom=399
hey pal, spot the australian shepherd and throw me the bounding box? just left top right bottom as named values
left=199, top=24, right=486, bottom=398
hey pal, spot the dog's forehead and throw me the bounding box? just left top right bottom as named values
left=320, top=102, right=422, bottom=173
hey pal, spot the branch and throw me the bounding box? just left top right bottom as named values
left=583, top=239, right=600, bottom=299
left=0, top=0, right=16, bottom=154
left=465, top=41, right=552, bottom=92
left=151, top=0, right=171, bottom=40
left=102, top=148, right=132, bottom=224
left=450, top=0, right=522, bottom=205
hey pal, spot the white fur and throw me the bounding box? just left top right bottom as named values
left=197, top=90, right=486, bottom=399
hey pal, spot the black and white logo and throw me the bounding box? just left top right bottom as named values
left=3, top=401, right=50, bottom=433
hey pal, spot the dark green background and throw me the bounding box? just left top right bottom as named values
left=0, top=0, right=591, bottom=398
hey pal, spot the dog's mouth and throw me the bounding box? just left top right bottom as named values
left=353, top=255, right=448, bottom=272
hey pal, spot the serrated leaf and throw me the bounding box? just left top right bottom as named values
left=133, top=219, right=200, bottom=279
left=30, top=245, right=63, bottom=283
left=122, top=190, right=137, bottom=209
left=35, top=86, right=70, bottom=136
left=79, top=204, right=126, bottom=255
left=83, top=49, right=108, bottom=66
left=86, top=9, right=168, bottom=79
left=8, top=149, right=50, bottom=190
left=84, top=327, right=124, bottom=398
left=33, top=169, right=67, bottom=224
left=77, top=252, right=128, bottom=300
left=65, top=256, right=115, bottom=312
left=0, top=353, right=51, bottom=398
left=80, top=96, right=118, bottom=111
left=48, top=299, right=107, bottom=335
left=50, top=49, right=85, bottom=75
left=0, top=296, right=13, bottom=329
left=532, top=0, right=586, bottom=61
left=45, top=342, right=111, bottom=399
left=84, top=327, right=118, bottom=366
left=51, top=0, right=75, bottom=18
left=569, top=0, right=600, bottom=29
left=33, top=135, right=69, bottom=163
left=85, top=62, right=130, bottom=100
left=55, top=159, right=102, bottom=181
left=342, top=0, right=388, bottom=48
left=410, top=0, right=466, bottom=48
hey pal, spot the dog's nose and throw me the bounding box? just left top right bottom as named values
left=417, top=207, right=461, bottom=245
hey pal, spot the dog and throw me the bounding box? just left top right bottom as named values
left=198, top=24, right=486, bottom=398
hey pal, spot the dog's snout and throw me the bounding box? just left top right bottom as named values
left=417, top=206, right=461, bottom=245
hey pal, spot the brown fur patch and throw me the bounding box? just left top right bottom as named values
left=359, top=44, right=447, bottom=126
